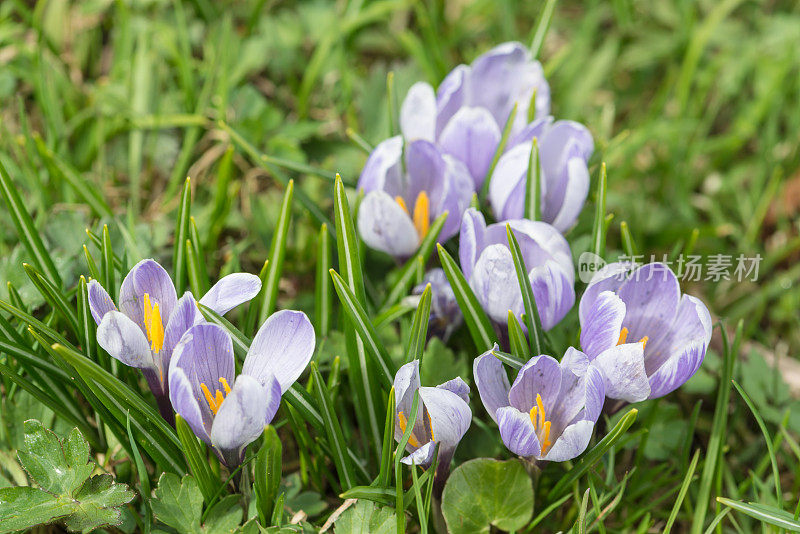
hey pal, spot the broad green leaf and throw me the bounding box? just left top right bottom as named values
left=334, top=500, right=397, bottom=534
left=0, top=421, right=133, bottom=533
left=441, top=458, right=534, bottom=533
left=151, top=473, right=203, bottom=532
left=152, top=474, right=243, bottom=533
left=17, top=421, right=92, bottom=495
left=437, top=244, right=496, bottom=352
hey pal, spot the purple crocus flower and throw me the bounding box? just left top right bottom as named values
left=474, top=346, right=605, bottom=462
left=169, top=311, right=315, bottom=466
left=393, top=360, right=471, bottom=490
left=357, top=138, right=473, bottom=259
left=412, top=268, right=462, bottom=342
left=489, top=119, right=594, bottom=232
left=87, top=259, right=261, bottom=420
left=579, top=262, right=713, bottom=400
left=459, top=208, right=575, bottom=330
left=400, top=41, right=550, bottom=188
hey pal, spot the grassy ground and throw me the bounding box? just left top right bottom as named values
left=1, top=0, right=800, bottom=532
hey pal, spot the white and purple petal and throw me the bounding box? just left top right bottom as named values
left=96, top=311, right=156, bottom=371
left=199, top=273, right=262, bottom=316
left=473, top=346, right=510, bottom=423
left=87, top=280, right=117, bottom=325
left=496, top=406, right=541, bottom=458
left=243, top=310, right=315, bottom=393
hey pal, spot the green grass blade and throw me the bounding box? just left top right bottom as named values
left=437, top=244, right=496, bottom=351
left=620, top=221, right=637, bottom=257
left=333, top=174, right=382, bottom=458
left=506, top=224, right=545, bottom=356
left=22, top=263, right=80, bottom=337
left=590, top=163, right=608, bottom=259
left=310, top=362, right=356, bottom=490
left=381, top=212, right=447, bottom=310
left=529, top=0, right=557, bottom=58
left=507, top=312, right=528, bottom=360
left=175, top=415, right=218, bottom=503
left=49, top=342, right=187, bottom=475
left=260, top=180, right=294, bottom=323
left=716, top=498, right=800, bottom=531
left=315, top=224, right=332, bottom=337
left=173, top=177, right=192, bottom=295
left=480, top=103, right=518, bottom=202
left=663, top=449, right=700, bottom=534
left=524, top=139, right=542, bottom=221
left=101, top=225, right=116, bottom=297
left=378, top=387, right=396, bottom=488
left=732, top=379, right=782, bottom=505
left=691, top=320, right=737, bottom=533
left=405, top=284, right=432, bottom=365
left=491, top=348, right=525, bottom=370
left=549, top=408, right=638, bottom=499
left=254, top=425, right=282, bottom=526
left=0, top=157, right=61, bottom=287
left=329, top=269, right=394, bottom=385
left=126, top=411, right=153, bottom=532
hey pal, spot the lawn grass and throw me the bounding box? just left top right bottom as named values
left=0, top=0, right=799, bottom=531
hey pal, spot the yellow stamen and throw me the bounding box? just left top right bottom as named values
left=529, top=394, right=553, bottom=455
left=149, top=303, right=164, bottom=354
left=142, top=293, right=165, bottom=355
left=143, top=293, right=152, bottom=335
left=397, top=410, right=421, bottom=448
left=395, top=196, right=409, bottom=214
left=219, top=377, right=232, bottom=395
left=536, top=394, right=546, bottom=429
left=617, top=326, right=648, bottom=349
left=617, top=327, right=629, bottom=345
left=427, top=410, right=435, bottom=442
left=412, top=191, right=430, bottom=238
left=200, top=381, right=228, bottom=415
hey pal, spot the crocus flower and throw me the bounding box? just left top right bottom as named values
left=169, top=311, right=315, bottom=466
left=579, top=262, right=712, bottom=400
left=459, top=208, right=575, bottom=330
left=88, top=259, right=261, bottom=420
left=400, top=42, right=551, bottom=188
left=474, top=346, right=605, bottom=461
left=412, top=268, right=462, bottom=342
left=393, top=360, right=471, bottom=489
left=489, top=119, right=594, bottom=232
left=357, top=138, right=473, bottom=259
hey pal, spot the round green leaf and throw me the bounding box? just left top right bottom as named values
left=441, top=458, right=533, bottom=533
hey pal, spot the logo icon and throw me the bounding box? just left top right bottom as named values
left=578, top=252, right=606, bottom=283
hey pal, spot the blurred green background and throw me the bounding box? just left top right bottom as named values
left=0, top=0, right=799, bottom=528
